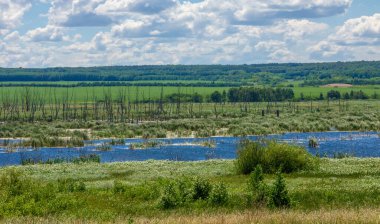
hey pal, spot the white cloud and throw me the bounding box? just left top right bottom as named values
left=308, top=13, right=380, bottom=61
left=4, top=0, right=380, bottom=67
left=95, top=0, right=178, bottom=15
left=0, top=0, right=31, bottom=29
left=4, top=31, right=20, bottom=42
left=331, top=13, right=380, bottom=46
left=25, top=26, right=68, bottom=42
left=269, top=19, right=329, bottom=41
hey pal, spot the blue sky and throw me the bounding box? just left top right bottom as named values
left=0, top=0, right=379, bottom=67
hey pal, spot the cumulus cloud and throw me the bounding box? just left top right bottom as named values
left=200, top=0, right=352, bottom=25
left=331, top=13, right=380, bottom=46
left=95, top=0, right=177, bottom=15
left=46, top=0, right=113, bottom=27
left=309, top=13, right=380, bottom=61
left=3, top=0, right=380, bottom=67
left=61, top=12, right=113, bottom=27
left=25, top=26, right=68, bottom=42
left=269, top=19, right=329, bottom=41
left=0, top=0, right=31, bottom=29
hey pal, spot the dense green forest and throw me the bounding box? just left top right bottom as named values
left=1, top=61, right=380, bottom=86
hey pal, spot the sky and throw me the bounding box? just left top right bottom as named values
left=0, top=0, right=379, bottom=67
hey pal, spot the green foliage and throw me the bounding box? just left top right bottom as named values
left=159, top=182, right=181, bottom=209
left=248, top=165, right=269, bottom=205
left=21, top=154, right=101, bottom=165
left=235, top=140, right=265, bottom=175
left=1, top=159, right=380, bottom=220
left=248, top=165, right=264, bottom=191
left=192, top=178, right=213, bottom=200
left=264, top=142, right=317, bottom=173
left=209, top=183, right=228, bottom=205
left=0, top=170, right=82, bottom=217
left=72, top=154, right=101, bottom=163
left=113, top=180, right=127, bottom=194
left=308, top=137, right=319, bottom=148
left=57, top=179, right=86, bottom=192
left=268, top=171, right=291, bottom=208
left=236, top=140, right=317, bottom=174
left=159, top=178, right=228, bottom=209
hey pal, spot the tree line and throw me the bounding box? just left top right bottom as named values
left=2, top=61, right=380, bottom=86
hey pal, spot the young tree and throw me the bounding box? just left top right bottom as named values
left=210, top=91, right=222, bottom=103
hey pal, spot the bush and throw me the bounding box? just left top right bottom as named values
left=58, top=178, right=86, bottom=192
left=209, top=183, right=228, bottom=205
left=235, top=140, right=264, bottom=175
left=113, top=180, right=127, bottom=194
left=159, top=182, right=180, bottom=209
left=264, top=142, right=316, bottom=173
left=268, top=171, right=291, bottom=208
left=192, top=178, right=212, bottom=200
left=0, top=170, right=80, bottom=217
left=236, top=140, right=317, bottom=174
left=248, top=165, right=264, bottom=191
left=248, top=165, right=268, bottom=205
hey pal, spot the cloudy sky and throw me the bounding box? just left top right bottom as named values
left=0, top=0, right=379, bottom=67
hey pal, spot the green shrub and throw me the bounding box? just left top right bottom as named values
left=57, top=179, right=86, bottom=192
left=268, top=171, right=291, bottom=208
left=248, top=165, right=264, bottom=191
left=209, top=183, right=228, bottom=205
left=192, top=178, right=212, bottom=200
left=264, top=142, right=316, bottom=173
left=236, top=140, right=317, bottom=174
left=235, top=140, right=264, bottom=175
left=113, top=180, right=127, bottom=194
left=159, top=182, right=180, bottom=209
left=248, top=165, right=269, bottom=205
left=0, top=170, right=80, bottom=217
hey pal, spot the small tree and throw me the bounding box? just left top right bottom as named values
left=248, top=165, right=268, bottom=205
left=318, top=93, right=324, bottom=100
left=210, top=91, right=222, bottom=103
left=209, top=183, right=228, bottom=205
left=269, top=171, right=290, bottom=208
left=192, top=178, right=212, bottom=200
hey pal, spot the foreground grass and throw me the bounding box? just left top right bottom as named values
left=5, top=209, right=380, bottom=224
left=1, top=158, right=380, bottom=222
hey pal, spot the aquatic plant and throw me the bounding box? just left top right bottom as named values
left=200, top=140, right=216, bottom=148
left=333, top=152, right=355, bottom=159
left=95, top=143, right=112, bottom=151
left=129, top=141, right=164, bottom=150
left=308, top=137, right=319, bottom=148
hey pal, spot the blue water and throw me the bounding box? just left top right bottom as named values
left=0, top=131, right=379, bottom=166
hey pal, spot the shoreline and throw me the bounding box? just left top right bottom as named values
left=1, top=130, right=379, bottom=142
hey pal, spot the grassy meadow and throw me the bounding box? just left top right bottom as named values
left=293, top=85, right=380, bottom=98
left=1, top=158, right=380, bottom=223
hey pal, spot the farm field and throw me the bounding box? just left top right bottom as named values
left=1, top=158, right=380, bottom=222
left=293, top=85, right=380, bottom=98
left=0, top=85, right=380, bottom=101
left=0, top=86, right=230, bottom=101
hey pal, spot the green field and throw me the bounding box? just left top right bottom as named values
left=1, top=84, right=380, bottom=101
left=0, top=86, right=230, bottom=101
left=293, top=85, right=380, bottom=98
left=1, top=158, right=380, bottom=223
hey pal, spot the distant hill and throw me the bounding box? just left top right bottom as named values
left=1, top=61, right=380, bottom=86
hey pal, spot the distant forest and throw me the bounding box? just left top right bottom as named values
left=1, top=61, right=380, bottom=86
